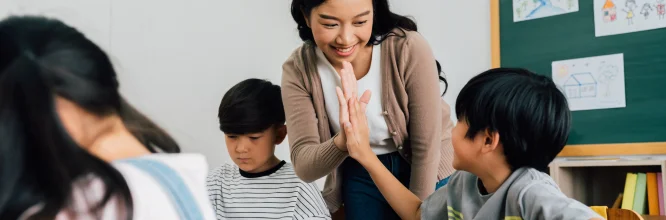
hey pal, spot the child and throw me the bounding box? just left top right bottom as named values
left=339, top=68, right=603, bottom=219
left=0, top=16, right=215, bottom=220
left=624, top=0, right=637, bottom=25
left=206, top=79, right=330, bottom=220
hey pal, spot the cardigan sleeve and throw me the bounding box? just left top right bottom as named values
left=281, top=51, right=349, bottom=183
left=400, top=32, right=444, bottom=199
left=438, top=99, right=457, bottom=179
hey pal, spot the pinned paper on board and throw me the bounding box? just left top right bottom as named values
left=514, top=0, right=579, bottom=22
left=595, top=0, right=666, bottom=36
left=552, top=54, right=626, bottom=111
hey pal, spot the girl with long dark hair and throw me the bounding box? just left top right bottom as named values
left=0, top=16, right=214, bottom=219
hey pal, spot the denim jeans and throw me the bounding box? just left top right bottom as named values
left=341, top=151, right=411, bottom=220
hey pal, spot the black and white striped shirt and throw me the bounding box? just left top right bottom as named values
left=206, top=161, right=331, bottom=220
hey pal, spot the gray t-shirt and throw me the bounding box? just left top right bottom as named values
left=421, top=167, right=602, bottom=220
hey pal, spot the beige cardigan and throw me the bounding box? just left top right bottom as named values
left=281, top=29, right=455, bottom=212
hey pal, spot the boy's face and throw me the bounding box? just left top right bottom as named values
left=225, top=125, right=287, bottom=173
left=451, top=120, right=499, bottom=172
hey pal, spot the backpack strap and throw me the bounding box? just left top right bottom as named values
left=118, top=158, right=205, bottom=220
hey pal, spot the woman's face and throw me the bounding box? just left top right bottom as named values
left=306, top=0, right=374, bottom=68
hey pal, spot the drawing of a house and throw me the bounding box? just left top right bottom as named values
left=526, top=0, right=566, bottom=19
left=563, top=73, right=597, bottom=99
left=602, top=0, right=618, bottom=22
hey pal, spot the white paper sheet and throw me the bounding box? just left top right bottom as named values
left=595, top=0, right=666, bottom=36
left=552, top=54, right=626, bottom=111
left=514, top=0, right=579, bottom=22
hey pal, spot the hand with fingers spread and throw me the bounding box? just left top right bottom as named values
left=333, top=61, right=370, bottom=151
left=341, top=93, right=375, bottom=164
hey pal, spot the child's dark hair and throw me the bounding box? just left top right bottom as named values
left=218, top=79, right=285, bottom=134
left=455, top=68, right=571, bottom=172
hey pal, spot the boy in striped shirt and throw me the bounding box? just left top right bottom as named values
left=207, top=79, right=330, bottom=220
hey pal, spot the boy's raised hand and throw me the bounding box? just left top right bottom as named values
left=333, top=61, right=370, bottom=151
left=336, top=62, right=422, bottom=220
left=338, top=83, right=422, bottom=220
left=342, top=92, right=374, bottom=163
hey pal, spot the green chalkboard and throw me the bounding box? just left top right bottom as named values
left=499, top=0, right=666, bottom=145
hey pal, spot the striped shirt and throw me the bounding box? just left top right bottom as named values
left=206, top=161, right=330, bottom=220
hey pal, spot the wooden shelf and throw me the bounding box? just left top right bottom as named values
left=550, top=157, right=666, bottom=215
left=552, top=159, right=665, bottom=167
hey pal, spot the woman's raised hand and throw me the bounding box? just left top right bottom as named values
left=334, top=61, right=371, bottom=157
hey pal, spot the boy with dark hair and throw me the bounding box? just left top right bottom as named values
left=340, top=68, right=603, bottom=219
left=206, top=79, right=330, bottom=220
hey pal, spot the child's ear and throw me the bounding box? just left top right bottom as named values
left=275, top=125, right=287, bottom=145
left=481, top=129, right=501, bottom=153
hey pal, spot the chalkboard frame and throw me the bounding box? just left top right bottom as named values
left=490, top=0, right=666, bottom=157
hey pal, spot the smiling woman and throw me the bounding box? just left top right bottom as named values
left=282, top=0, right=456, bottom=219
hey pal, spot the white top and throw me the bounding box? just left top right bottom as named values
left=316, top=45, right=396, bottom=155
left=206, top=161, right=331, bottom=220
left=21, top=154, right=216, bottom=220
left=113, top=154, right=216, bottom=220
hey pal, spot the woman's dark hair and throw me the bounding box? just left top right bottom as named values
left=0, top=15, right=175, bottom=219
left=290, top=0, right=448, bottom=95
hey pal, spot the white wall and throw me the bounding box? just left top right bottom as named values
left=389, top=1, right=491, bottom=117
left=1, top=0, right=490, bottom=188
left=109, top=0, right=303, bottom=169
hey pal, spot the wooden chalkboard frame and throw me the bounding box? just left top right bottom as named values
left=490, top=0, right=666, bottom=157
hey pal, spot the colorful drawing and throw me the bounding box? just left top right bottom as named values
left=552, top=53, right=625, bottom=111
left=556, top=64, right=570, bottom=78
left=595, top=0, right=666, bottom=36
left=602, top=0, right=618, bottom=22
left=641, top=3, right=654, bottom=19
left=597, top=64, right=620, bottom=97
left=563, top=73, right=598, bottom=99
left=527, top=0, right=566, bottom=19
left=568, top=0, right=577, bottom=9
left=516, top=1, right=530, bottom=18
left=624, top=0, right=637, bottom=25
left=657, top=0, right=665, bottom=19
left=513, top=0, right=579, bottom=22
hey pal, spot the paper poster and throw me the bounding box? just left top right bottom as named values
left=552, top=54, right=626, bottom=111
left=514, top=0, right=579, bottom=22
left=595, top=0, right=666, bottom=36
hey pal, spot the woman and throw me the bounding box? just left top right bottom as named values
left=282, top=0, right=455, bottom=218
left=0, top=16, right=214, bottom=219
